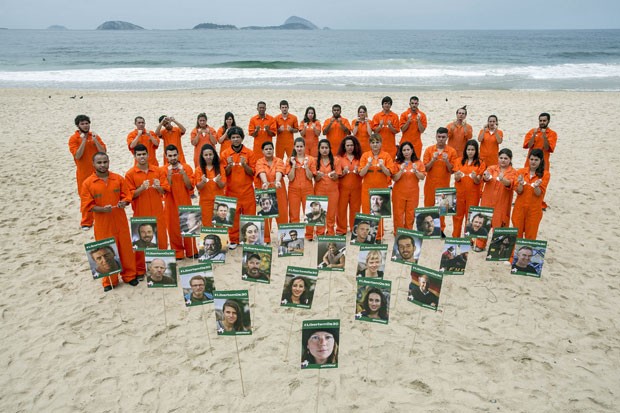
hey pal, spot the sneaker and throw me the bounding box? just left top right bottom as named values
left=103, top=285, right=113, bottom=292
left=229, top=243, right=238, bottom=250
left=81, top=226, right=92, bottom=231
left=128, top=278, right=139, bottom=286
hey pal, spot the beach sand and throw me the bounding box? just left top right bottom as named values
left=1, top=88, right=619, bottom=412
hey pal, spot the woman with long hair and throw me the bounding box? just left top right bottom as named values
left=314, top=139, right=341, bottom=235
left=190, top=113, right=217, bottom=168
left=193, top=144, right=225, bottom=227
left=477, top=114, right=503, bottom=167
left=511, top=148, right=550, bottom=239
left=286, top=137, right=317, bottom=240
left=302, top=329, right=338, bottom=366
left=217, top=300, right=245, bottom=332
left=360, top=287, right=388, bottom=320
left=216, top=112, right=236, bottom=155
left=392, top=141, right=426, bottom=233
left=299, top=106, right=321, bottom=158
left=452, top=139, right=486, bottom=237
left=351, top=105, right=373, bottom=153
left=480, top=148, right=517, bottom=228
left=281, top=276, right=312, bottom=306
left=335, top=136, right=363, bottom=235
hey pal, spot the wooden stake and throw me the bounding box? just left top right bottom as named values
left=234, top=336, right=246, bottom=397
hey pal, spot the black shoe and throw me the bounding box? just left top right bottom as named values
left=128, top=278, right=139, bottom=286
left=103, top=285, right=113, bottom=292
left=441, top=231, right=446, bottom=239
left=190, top=253, right=200, bottom=259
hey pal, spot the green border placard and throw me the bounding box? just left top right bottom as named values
left=368, top=188, right=392, bottom=218
left=355, top=278, right=391, bottom=324
left=414, top=207, right=441, bottom=239
left=408, top=264, right=443, bottom=311
left=351, top=213, right=381, bottom=245
left=439, top=238, right=471, bottom=275
left=304, top=195, right=328, bottom=227
left=241, top=244, right=272, bottom=284
left=511, top=239, right=547, bottom=278
left=466, top=206, right=494, bottom=239
left=213, top=290, right=252, bottom=336
left=435, top=187, right=457, bottom=216
left=130, top=216, right=158, bottom=251
left=179, top=262, right=215, bottom=306
left=391, top=229, right=424, bottom=265
left=280, top=266, right=319, bottom=309
left=179, top=205, right=202, bottom=238
left=255, top=188, right=279, bottom=218
left=145, top=249, right=177, bottom=288
left=84, top=237, right=122, bottom=279
left=301, top=319, right=340, bottom=369
left=199, top=226, right=228, bottom=264
left=277, top=223, right=306, bottom=257
left=486, top=227, right=518, bottom=262
left=213, top=195, right=237, bottom=227
left=317, top=235, right=347, bottom=272
left=240, top=215, right=265, bottom=245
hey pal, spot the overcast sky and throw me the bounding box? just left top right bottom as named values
left=1, top=0, right=619, bottom=30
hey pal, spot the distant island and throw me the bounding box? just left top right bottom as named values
left=47, top=25, right=68, bottom=30
left=96, top=21, right=144, bottom=30
left=192, top=16, right=318, bottom=31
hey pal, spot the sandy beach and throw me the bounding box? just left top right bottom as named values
left=1, top=88, right=619, bottom=412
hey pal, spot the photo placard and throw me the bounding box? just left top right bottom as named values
left=415, top=207, right=441, bottom=239
left=391, top=229, right=424, bottom=265
left=280, top=266, right=319, bottom=309
left=357, top=244, right=388, bottom=278
left=198, top=226, right=229, bottom=263
left=130, top=216, right=158, bottom=250
left=486, top=227, right=518, bottom=261
left=241, top=244, right=272, bottom=284
left=277, top=223, right=305, bottom=257
left=240, top=215, right=265, bottom=245
left=145, top=250, right=177, bottom=288
left=214, top=290, right=252, bottom=335
left=84, top=238, right=122, bottom=279
left=317, top=235, right=347, bottom=271
left=408, top=264, right=443, bottom=311
left=304, top=195, right=328, bottom=226
left=350, top=213, right=380, bottom=245
left=511, top=239, right=547, bottom=278
left=301, top=319, right=340, bottom=369
left=368, top=188, right=392, bottom=218
left=179, top=262, right=215, bottom=307
left=465, top=206, right=494, bottom=240
left=212, top=195, right=237, bottom=227
left=179, top=205, right=202, bottom=237
left=435, top=187, right=457, bottom=216
left=255, top=188, right=279, bottom=219
left=439, top=238, right=471, bottom=275
left=355, top=278, right=391, bottom=324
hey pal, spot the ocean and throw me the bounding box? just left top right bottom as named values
left=1, top=29, right=619, bottom=91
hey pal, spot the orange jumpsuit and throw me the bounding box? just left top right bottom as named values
left=68, top=130, right=107, bottom=227
left=161, top=163, right=197, bottom=259
left=360, top=151, right=396, bottom=241
left=480, top=165, right=517, bottom=228
left=193, top=165, right=226, bottom=227
left=423, top=145, right=458, bottom=231
left=80, top=172, right=136, bottom=287
left=300, top=120, right=321, bottom=157
left=248, top=114, right=276, bottom=158
left=126, top=130, right=160, bottom=167
left=314, top=157, right=343, bottom=236
left=255, top=157, right=289, bottom=243
left=159, top=126, right=186, bottom=164
left=221, top=146, right=257, bottom=243
left=190, top=126, right=217, bottom=168
left=285, top=156, right=317, bottom=239
left=452, top=159, right=486, bottom=237
left=392, top=160, right=426, bottom=233
left=352, top=119, right=372, bottom=154
left=522, top=128, right=557, bottom=171
left=399, top=109, right=427, bottom=160
left=336, top=155, right=362, bottom=235
left=274, top=113, right=299, bottom=159
left=479, top=129, right=503, bottom=166
left=511, top=169, right=550, bottom=239
left=446, top=122, right=472, bottom=156
left=125, top=165, right=170, bottom=274
left=322, top=117, right=351, bottom=156
left=216, top=127, right=232, bottom=156
left=371, top=111, right=400, bottom=159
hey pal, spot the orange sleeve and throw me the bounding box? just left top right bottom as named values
left=415, top=159, right=426, bottom=174
left=184, top=164, right=195, bottom=189
left=220, top=149, right=231, bottom=170
left=523, top=129, right=535, bottom=149
left=399, top=111, right=408, bottom=126
left=307, top=156, right=317, bottom=175
left=423, top=146, right=433, bottom=165
left=255, top=158, right=267, bottom=177
left=248, top=117, right=258, bottom=135
left=371, top=113, right=381, bottom=129
left=322, top=119, right=331, bottom=133
left=126, top=131, right=137, bottom=151
left=334, top=157, right=343, bottom=175
left=80, top=178, right=95, bottom=214
left=119, top=175, right=132, bottom=203
left=448, top=148, right=459, bottom=166
left=125, top=169, right=137, bottom=196
left=539, top=171, right=551, bottom=196
left=420, top=112, right=428, bottom=129
left=268, top=116, right=277, bottom=135
left=275, top=158, right=286, bottom=174
left=360, top=151, right=371, bottom=169
left=157, top=169, right=170, bottom=193
left=342, top=118, right=352, bottom=131
left=547, top=130, right=558, bottom=153
left=292, top=115, right=299, bottom=130
left=390, top=113, right=400, bottom=130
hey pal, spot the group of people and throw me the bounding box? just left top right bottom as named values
left=71, top=98, right=556, bottom=291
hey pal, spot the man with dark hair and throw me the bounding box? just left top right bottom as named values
left=249, top=101, right=276, bottom=158
left=372, top=96, right=400, bottom=158
left=400, top=96, right=427, bottom=158
left=156, top=115, right=187, bottom=165
left=523, top=112, right=557, bottom=172
left=465, top=213, right=489, bottom=237
left=127, top=116, right=160, bottom=167
left=416, top=213, right=441, bottom=237
left=133, top=223, right=157, bottom=249
left=274, top=99, right=299, bottom=159
left=161, top=144, right=197, bottom=259
left=423, top=128, right=457, bottom=236
left=243, top=253, right=269, bottom=282
left=90, top=246, right=121, bottom=276
left=212, top=203, right=231, bottom=226
left=323, top=104, right=351, bottom=155
left=81, top=152, right=138, bottom=291
left=305, top=201, right=326, bottom=225
left=257, top=193, right=278, bottom=216
left=68, top=114, right=107, bottom=230
left=199, top=234, right=226, bottom=261
left=511, top=246, right=538, bottom=274
left=352, top=221, right=375, bottom=244
left=396, top=234, right=417, bottom=263
left=446, top=106, right=473, bottom=155
left=185, top=275, right=213, bottom=305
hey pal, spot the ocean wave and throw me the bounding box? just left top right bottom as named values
left=208, top=60, right=337, bottom=69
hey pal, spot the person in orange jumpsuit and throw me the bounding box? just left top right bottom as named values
left=523, top=112, right=557, bottom=210
left=80, top=152, right=138, bottom=291
left=221, top=126, right=257, bottom=248
left=399, top=96, right=427, bottom=160
left=216, top=112, right=236, bottom=156
left=68, top=114, right=107, bottom=230
left=392, top=141, right=426, bottom=233
left=452, top=140, right=486, bottom=237
left=371, top=96, right=400, bottom=159
left=359, top=134, right=396, bottom=241
left=190, top=113, right=217, bottom=168
left=336, top=136, right=363, bottom=235
left=477, top=115, right=503, bottom=167
left=125, top=144, right=170, bottom=276
left=248, top=101, right=276, bottom=158
left=299, top=106, right=321, bottom=158
left=286, top=137, right=317, bottom=240
left=255, top=140, right=288, bottom=243
left=156, top=115, right=187, bottom=165
left=194, top=144, right=226, bottom=228
left=351, top=105, right=373, bottom=154
left=322, top=104, right=351, bottom=156
left=446, top=106, right=473, bottom=156
left=512, top=149, right=550, bottom=239
left=423, top=127, right=458, bottom=234
left=314, top=139, right=342, bottom=236
left=127, top=116, right=160, bottom=167
left=481, top=148, right=517, bottom=228
left=274, top=99, right=299, bottom=160
left=161, top=144, right=198, bottom=260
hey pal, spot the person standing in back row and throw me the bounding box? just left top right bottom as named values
left=156, top=115, right=187, bottom=165
left=249, top=101, right=276, bottom=158
left=399, top=96, right=427, bottom=160
left=274, top=100, right=299, bottom=160
left=446, top=106, right=473, bottom=156
left=127, top=116, right=160, bottom=167
left=372, top=96, right=400, bottom=159
left=323, top=104, right=351, bottom=156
